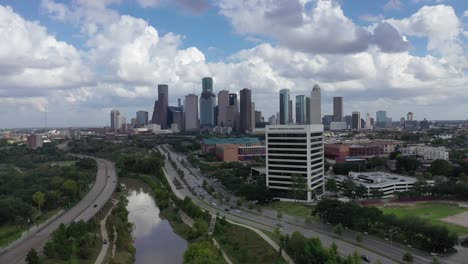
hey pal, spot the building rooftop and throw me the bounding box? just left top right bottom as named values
left=203, top=137, right=261, bottom=145
left=333, top=171, right=419, bottom=187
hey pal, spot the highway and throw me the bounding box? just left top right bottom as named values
left=0, top=156, right=118, bottom=264
left=159, top=145, right=446, bottom=264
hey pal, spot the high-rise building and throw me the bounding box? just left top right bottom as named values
left=295, top=95, right=306, bottom=124
left=229, top=93, right=238, bottom=107
left=240, top=88, right=252, bottom=133
left=251, top=102, right=255, bottom=129
left=305, top=97, right=311, bottom=124
left=279, top=89, right=290, bottom=124
left=151, top=84, right=169, bottom=129
left=310, top=84, right=321, bottom=124
left=268, top=115, right=277, bottom=125
left=322, top=115, right=333, bottom=127
left=120, top=116, right=127, bottom=131
left=217, top=90, right=229, bottom=127
left=110, top=109, right=120, bottom=130
left=255, top=111, right=262, bottom=126
left=407, top=112, right=414, bottom=121
left=333, top=97, right=343, bottom=122
left=184, top=94, right=199, bottom=131
left=344, top=115, right=352, bottom=129
left=200, top=77, right=216, bottom=127
left=226, top=93, right=239, bottom=131
left=288, top=99, right=293, bottom=123
left=376, top=110, right=387, bottom=128
left=366, top=113, right=372, bottom=129
left=352, top=111, right=361, bottom=130
left=27, top=134, right=43, bottom=149
left=136, top=111, right=149, bottom=127
left=178, top=98, right=182, bottom=108
left=266, top=124, right=324, bottom=202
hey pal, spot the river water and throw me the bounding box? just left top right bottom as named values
left=122, top=178, right=188, bottom=264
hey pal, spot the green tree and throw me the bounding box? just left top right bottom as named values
left=62, top=180, right=77, bottom=199
left=32, top=191, right=45, bottom=213
left=403, top=252, right=413, bottom=263
left=356, top=233, right=363, bottom=243
left=334, top=223, right=344, bottom=236
left=291, top=174, right=307, bottom=201
left=431, top=256, right=440, bottom=264
left=325, top=178, right=338, bottom=193
left=183, top=240, right=223, bottom=264
left=26, top=249, right=40, bottom=264
left=430, top=159, right=452, bottom=176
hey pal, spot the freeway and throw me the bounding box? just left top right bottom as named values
left=159, top=145, right=445, bottom=264
left=0, top=156, right=118, bottom=264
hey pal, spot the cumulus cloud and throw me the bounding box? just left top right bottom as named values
left=137, top=0, right=210, bottom=13
left=218, top=0, right=409, bottom=54
left=384, top=0, right=402, bottom=11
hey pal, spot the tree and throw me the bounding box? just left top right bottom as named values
left=325, top=178, right=338, bottom=193
left=291, top=174, right=307, bottom=201
left=26, top=249, right=40, bottom=264
left=334, top=223, right=344, bottom=236
left=430, top=159, right=452, bottom=176
left=356, top=233, right=363, bottom=243
left=183, top=240, right=224, bottom=264
left=403, top=252, right=413, bottom=263
left=32, top=191, right=45, bottom=213
left=370, top=188, right=384, bottom=200
left=431, top=256, right=440, bottom=264
left=277, top=211, right=283, bottom=220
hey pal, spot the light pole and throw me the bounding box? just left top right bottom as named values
left=387, top=229, right=398, bottom=247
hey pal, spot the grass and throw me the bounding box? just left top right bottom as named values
left=270, top=201, right=316, bottom=219
left=0, top=225, right=23, bottom=247
left=377, top=202, right=468, bottom=236
left=44, top=160, right=76, bottom=167
left=215, top=222, right=286, bottom=264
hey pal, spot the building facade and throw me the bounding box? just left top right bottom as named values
left=136, top=111, right=148, bottom=127
left=27, top=134, right=43, bottom=149
left=400, top=145, right=449, bottom=161
left=184, top=94, right=199, bottom=131
left=279, top=89, right=290, bottom=124
left=217, top=90, right=229, bottom=127
left=333, top=96, right=343, bottom=122
left=240, top=88, right=252, bottom=133
left=295, top=95, right=307, bottom=124
left=200, top=77, right=216, bottom=127
left=352, top=111, right=361, bottom=130
left=310, top=84, right=321, bottom=124
left=151, top=84, right=169, bottom=129
left=110, top=109, right=120, bottom=130
left=266, top=124, right=324, bottom=202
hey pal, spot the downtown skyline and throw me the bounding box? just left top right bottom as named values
left=0, top=0, right=467, bottom=128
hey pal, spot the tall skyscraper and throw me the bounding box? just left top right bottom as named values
left=376, top=110, right=387, bottom=128
left=217, top=90, right=229, bottom=127
left=226, top=93, right=239, bottom=131
left=352, top=111, right=361, bottom=130
left=229, top=93, right=238, bottom=107
left=110, top=109, right=120, bottom=130
left=240, top=88, right=252, bottom=133
left=136, top=111, right=149, bottom=127
left=200, top=77, right=216, bottom=127
left=333, top=97, right=343, bottom=122
left=288, top=99, right=293, bottom=123
left=407, top=112, right=414, bottom=121
left=366, top=113, right=372, bottom=129
left=295, top=95, right=307, bottom=124
left=251, top=102, right=255, bottom=129
left=178, top=98, right=182, bottom=108
left=151, top=84, right=169, bottom=129
left=305, top=97, right=311, bottom=124
left=279, top=89, right=290, bottom=124
left=184, top=94, right=199, bottom=131
left=310, top=84, right=321, bottom=124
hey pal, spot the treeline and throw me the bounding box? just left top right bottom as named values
left=314, top=200, right=458, bottom=253
left=42, top=221, right=99, bottom=261
left=0, top=144, right=71, bottom=168
left=283, top=232, right=363, bottom=264
left=107, top=195, right=135, bottom=264
left=396, top=179, right=468, bottom=201
left=0, top=157, right=96, bottom=226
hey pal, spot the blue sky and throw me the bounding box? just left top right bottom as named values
left=0, top=0, right=466, bottom=128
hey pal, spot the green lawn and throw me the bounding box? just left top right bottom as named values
left=270, top=201, right=315, bottom=219
left=377, top=202, right=468, bottom=236
left=0, top=225, right=23, bottom=247
left=45, top=160, right=76, bottom=167
left=215, top=222, right=286, bottom=264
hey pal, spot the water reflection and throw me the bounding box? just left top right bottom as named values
left=123, top=178, right=188, bottom=264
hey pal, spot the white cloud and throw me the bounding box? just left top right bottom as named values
left=384, top=0, right=402, bottom=11
left=359, top=14, right=385, bottom=23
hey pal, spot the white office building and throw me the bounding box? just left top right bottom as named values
left=266, top=124, right=324, bottom=202
left=399, top=145, right=449, bottom=161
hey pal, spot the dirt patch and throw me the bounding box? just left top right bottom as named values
left=441, top=212, right=468, bottom=228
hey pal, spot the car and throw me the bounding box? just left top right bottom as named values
left=360, top=255, right=370, bottom=262
left=93, top=204, right=97, bottom=208
left=212, top=202, right=217, bottom=206
left=103, top=239, right=108, bottom=244
left=224, top=208, right=229, bottom=212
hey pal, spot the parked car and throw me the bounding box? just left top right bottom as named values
left=360, top=255, right=370, bottom=262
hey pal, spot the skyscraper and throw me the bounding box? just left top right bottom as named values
left=333, top=97, right=343, bottom=122
left=229, top=93, right=238, bottom=107
left=226, top=93, right=239, bottom=131
left=305, top=97, right=311, bottom=124
left=279, top=89, right=290, bottom=124
left=200, top=77, right=216, bottom=127
left=310, top=84, right=321, bottom=124
left=240, top=88, right=252, bottom=133
left=251, top=102, right=255, bottom=129
left=136, top=111, right=148, bottom=127
left=376, top=110, right=387, bottom=128
left=217, top=90, right=229, bottom=127
left=110, top=109, right=120, bottom=130
left=184, top=94, right=199, bottom=131
left=151, top=84, right=169, bottom=129
left=407, top=112, right=414, bottom=121
left=295, top=95, right=307, bottom=124
left=352, top=111, right=361, bottom=130
left=288, top=99, right=293, bottom=123
left=366, top=113, right=372, bottom=129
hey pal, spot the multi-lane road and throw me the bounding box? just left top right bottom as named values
left=0, top=156, right=117, bottom=264
left=160, top=144, right=452, bottom=264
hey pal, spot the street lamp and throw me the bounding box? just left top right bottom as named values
left=387, top=229, right=398, bottom=247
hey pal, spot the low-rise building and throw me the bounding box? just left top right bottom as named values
left=204, top=137, right=265, bottom=161
left=26, top=134, right=43, bottom=149
left=331, top=171, right=434, bottom=198
left=215, top=144, right=238, bottom=162
left=399, top=145, right=449, bottom=161
left=202, top=137, right=262, bottom=152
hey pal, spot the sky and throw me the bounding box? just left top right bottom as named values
left=0, top=0, right=466, bottom=128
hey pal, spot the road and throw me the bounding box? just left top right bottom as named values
left=159, top=145, right=449, bottom=264
left=0, top=156, right=118, bottom=264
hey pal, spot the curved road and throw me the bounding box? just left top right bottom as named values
left=0, top=156, right=117, bottom=264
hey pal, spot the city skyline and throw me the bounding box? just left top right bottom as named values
left=0, top=1, right=467, bottom=128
